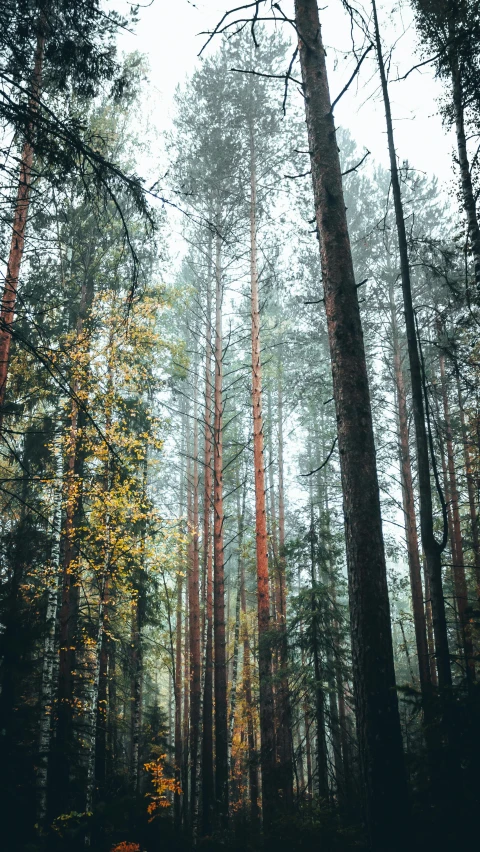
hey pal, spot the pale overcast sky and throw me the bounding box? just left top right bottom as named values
left=114, top=0, right=456, bottom=188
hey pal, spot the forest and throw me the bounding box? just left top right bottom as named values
left=1, top=1, right=480, bottom=851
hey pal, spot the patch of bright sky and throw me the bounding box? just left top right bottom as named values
left=114, top=0, right=449, bottom=571
left=115, top=0, right=456, bottom=188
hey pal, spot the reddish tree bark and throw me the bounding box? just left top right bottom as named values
left=201, top=265, right=214, bottom=836
left=189, top=371, right=201, bottom=826
left=213, top=233, right=228, bottom=825
left=0, top=20, right=45, bottom=428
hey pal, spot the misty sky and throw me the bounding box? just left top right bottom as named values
left=115, top=0, right=456, bottom=190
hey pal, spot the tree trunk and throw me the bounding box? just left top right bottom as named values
left=249, top=127, right=276, bottom=830
left=174, top=568, right=183, bottom=830
left=241, top=528, right=260, bottom=827
left=371, top=0, right=452, bottom=692
left=307, top=467, right=329, bottom=801
left=213, top=232, right=228, bottom=825
left=37, top=425, right=64, bottom=823
left=94, top=614, right=109, bottom=793
left=390, top=286, right=431, bottom=699
left=189, top=371, right=201, bottom=827
left=175, top=410, right=186, bottom=830
left=130, top=576, right=145, bottom=794
left=294, top=1, right=408, bottom=845
left=269, top=382, right=294, bottom=808
left=85, top=580, right=108, bottom=821
left=0, top=19, right=45, bottom=429
left=229, top=473, right=246, bottom=772
left=201, top=262, right=214, bottom=836
left=438, top=334, right=474, bottom=681
left=182, top=572, right=190, bottom=823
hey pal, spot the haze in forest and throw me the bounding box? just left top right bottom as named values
left=1, top=4, right=480, bottom=852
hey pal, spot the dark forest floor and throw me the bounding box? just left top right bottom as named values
left=6, top=799, right=472, bottom=852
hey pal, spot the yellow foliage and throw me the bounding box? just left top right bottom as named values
left=144, top=754, right=180, bottom=821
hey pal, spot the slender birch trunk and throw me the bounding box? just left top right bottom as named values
left=213, top=232, right=228, bottom=825
left=174, top=411, right=186, bottom=829
left=85, top=578, right=108, bottom=820
left=37, top=425, right=64, bottom=823
left=307, top=451, right=329, bottom=801
left=201, top=256, right=214, bottom=836
left=249, top=126, right=276, bottom=828
left=182, top=571, right=190, bottom=822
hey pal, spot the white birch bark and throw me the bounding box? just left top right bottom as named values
left=37, top=425, right=64, bottom=823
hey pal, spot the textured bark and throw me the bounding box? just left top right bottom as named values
left=201, top=266, right=214, bottom=836
left=335, top=633, right=352, bottom=809
left=94, top=617, right=109, bottom=792
left=130, top=576, right=145, bottom=794
left=213, top=233, right=228, bottom=825
left=37, top=426, right=63, bottom=823
left=189, top=373, right=201, bottom=826
left=372, top=0, right=452, bottom=692
left=174, top=569, right=184, bottom=829
left=249, top=129, right=276, bottom=829
left=390, top=289, right=431, bottom=699
left=424, top=568, right=439, bottom=688
left=85, top=581, right=108, bottom=820
left=307, top=471, right=329, bottom=801
left=0, top=20, right=45, bottom=429
left=182, top=574, right=190, bottom=821
left=295, top=1, right=408, bottom=845
left=106, top=637, right=117, bottom=780
left=229, top=476, right=246, bottom=771
left=175, top=412, right=186, bottom=829
left=274, top=374, right=293, bottom=807
left=326, top=614, right=342, bottom=803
